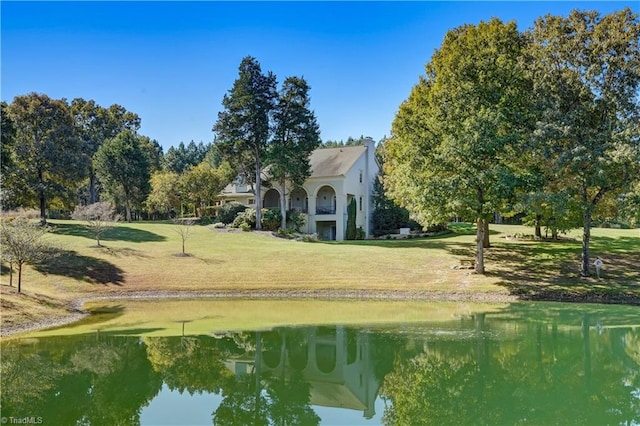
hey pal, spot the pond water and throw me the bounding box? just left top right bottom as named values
left=1, top=301, right=639, bottom=425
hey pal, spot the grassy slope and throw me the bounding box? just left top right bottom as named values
left=1, top=220, right=638, bottom=332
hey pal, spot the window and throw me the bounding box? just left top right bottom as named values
left=248, top=199, right=255, bottom=205
left=359, top=170, right=363, bottom=183
left=359, top=197, right=363, bottom=211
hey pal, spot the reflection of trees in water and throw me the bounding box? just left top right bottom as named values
left=1, top=335, right=163, bottom=425
left=144, top=336, right=236, bottom=395
left=379, top=318, right=640, bottom=425
left=2, top=315, right=638, bottom=425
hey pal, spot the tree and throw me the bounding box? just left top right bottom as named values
left=268, top=76, right=322, bottom=229
left=213, top=56, right=278, bottom=230
left=94, top=130, right=151, bottom=222
left=0, top=218, right=51, bottom=292
left=172, top=217, right=196, bottom=256
left=7, top=93, right=83, bottom=224
left=163, top=141, right=210, bottom=174
left=1, top=101, right=17, bottom=209
left=179, top=161, right=231, bottom=217
left=526, top=8, right=640, bottom=276
left=346, top=197, right=357, bottom=240
left=71, top=99, right=141, bottom=204
left=383, top=19, right=530, bottom=273
left=71, top=202, right=119, bottom=247
left=145, top=170, right=182, bottom=218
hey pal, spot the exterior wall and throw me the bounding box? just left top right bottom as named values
left=215, top=138, right=379, bottom=241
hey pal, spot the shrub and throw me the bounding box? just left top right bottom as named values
left=261, top=209, right=281, bottom=231
left=286, top=210, right=306, bottom=231
left=240, top=222, right=251, bottom=232
left=217, top=202, right=248, bottom=224
left=356, top=226, right=366, bottom=240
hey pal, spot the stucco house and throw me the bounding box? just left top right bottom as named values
left=217, top=137, right=379, bottom=241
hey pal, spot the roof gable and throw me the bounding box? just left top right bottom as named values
left=308, top=146, right=366, bottom=178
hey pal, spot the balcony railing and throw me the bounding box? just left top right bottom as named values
left=316, top=207, right=336, bottom=215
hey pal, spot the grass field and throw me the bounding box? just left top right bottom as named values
left=1, top=220, right=638, bottom=334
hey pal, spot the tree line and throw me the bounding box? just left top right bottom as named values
left=1, top=56, right=323, bottom=229
left=382, top=8, right=640, bottom=276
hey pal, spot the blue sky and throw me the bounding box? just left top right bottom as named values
left=2, top=1, right=636, bottom=151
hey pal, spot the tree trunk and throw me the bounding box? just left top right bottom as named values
left=125, top=204, right=132, bottom=223
left=581, top=209, right=592, bottom=277
left=475, top=217, right=485, bottom=274
left=17, top=263, right=22, bottom=293
left=483, top=219, right=490, bottom=248
left=279, top=178, right=287, bottom=230
left=89, top=172, right=98, bottom=204
left=534, top=214, right=542, bottom=239
left=9, top=262, right=13, bottom=287
left=38, top=169, right=47, bottom=226
left=255, top=159, right=262, bottom=231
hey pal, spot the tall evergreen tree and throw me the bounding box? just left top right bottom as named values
left=213, top=56, right=277, bottom=230
left=269, top=76, right=321, bottom=229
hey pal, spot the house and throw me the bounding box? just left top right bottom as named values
left=218, top=137, right=379, bottom=241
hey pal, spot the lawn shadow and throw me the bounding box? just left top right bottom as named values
left=486, top=239, right=640, bottom=305
left=51, top=222, right=166, bottom=243
left=35, top=249, right=125, bottom=285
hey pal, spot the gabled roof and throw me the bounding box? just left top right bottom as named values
left=308, top=146, right=366, bottom=178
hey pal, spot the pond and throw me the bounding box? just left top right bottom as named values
left=1, top=300, right=639, bottom=425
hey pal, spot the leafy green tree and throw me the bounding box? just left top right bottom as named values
left=1, top=101, right=18, bottom=208
left=383, top=19, right=530, bottom=273
left=94, top=130, right=151, bottom=222
left=0, top=217, right=51, bottom=292
left=7, top=93, right=82, bottom=224
left=526, top=8, right=640, bottom=276
left=179, top=162, right=231, bottom=217
left=268, top=76, right=322, bottom=229
left=71, top=99, right=141, bottom=204
left=145, top=170, right=182, bottom=217
left=213, top=56, right=278, bottom=230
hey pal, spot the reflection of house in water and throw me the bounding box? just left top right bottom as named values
left=223, top=326, right=379, bottom=419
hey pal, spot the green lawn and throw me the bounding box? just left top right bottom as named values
left=1, top=220, right=638, bottom=333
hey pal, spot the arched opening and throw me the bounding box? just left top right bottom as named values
left=289, top=187, right=308, bottom=213
left=316, top=186, right=336, bottom=214
left=263, top=188, right=280, bottom=209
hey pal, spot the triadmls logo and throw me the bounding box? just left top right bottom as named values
left=1, top=417, right=44, bottom=425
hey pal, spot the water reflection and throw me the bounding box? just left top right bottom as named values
left=1, top=302, right=639, bottom=425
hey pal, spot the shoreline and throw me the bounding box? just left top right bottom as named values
left=3, top=288, right=639, bottom=338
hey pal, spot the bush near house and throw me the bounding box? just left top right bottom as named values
left=217, top=202, right=248, bottom=224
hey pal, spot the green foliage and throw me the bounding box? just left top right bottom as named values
left=93, top=129, right=151, bottom=222
left=213, top=56, right=278, bottom=230
left=384, top=18, right=529, bottom=272
left=371, top=177, right=414, bottom=236
left=71, top=98, right=141, bottom=204
left=163, top=141, right=210, bottom=174
left=217, top=202, right=249, bottom=224
left=232, top=208, right=281, bottom=231
left=268, top=76, right=322, bottom=228
left=346, top=198, right=357, bottom=240
left=179, top=162, right=228, bottom=217
left=526, top=8, right=640, bottom=275
left=355, top=226, right=366, bottom=240
left=7, top=93, right=83, bottom=223
left=145, top=171, right=181, bottom=217
left=286, top=209, right=306, bottom=232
